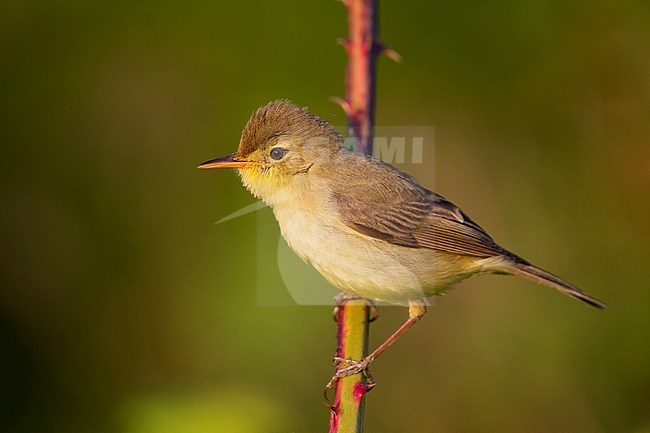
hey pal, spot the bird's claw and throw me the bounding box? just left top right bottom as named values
left=334, top=356, right=371, bottom=376
left=325, top=356, right=377, bottom=393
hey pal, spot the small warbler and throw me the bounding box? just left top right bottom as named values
left=199, top=100, right=604, bottom=380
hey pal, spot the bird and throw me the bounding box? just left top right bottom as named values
left=199, top=99, right=605, bottom=383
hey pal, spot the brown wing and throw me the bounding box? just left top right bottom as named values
left=415, top=197, right=506, bottom=257
left=332, top=161, right=506, bottom=258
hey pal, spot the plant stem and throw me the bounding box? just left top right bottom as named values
left=345, top=0, right=378, bottom=155
left=328, top=297, right=372, bottom=433
left=329, top=0, right=398, bottom=431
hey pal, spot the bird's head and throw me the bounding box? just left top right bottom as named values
left=199, top=100, right=344, bottom=204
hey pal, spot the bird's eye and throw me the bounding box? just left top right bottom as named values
left=270, top=147, right=288, bottom=160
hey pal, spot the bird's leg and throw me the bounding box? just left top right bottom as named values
left=330, top=299, right=427, bottom=387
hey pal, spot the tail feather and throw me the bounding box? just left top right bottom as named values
left=506, top=262, right=606, bottom=309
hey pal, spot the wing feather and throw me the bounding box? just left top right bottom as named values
left=332, top=159, right=505, bottom=258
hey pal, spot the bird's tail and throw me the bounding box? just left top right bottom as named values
left=504, top=261, right=606, bottom=309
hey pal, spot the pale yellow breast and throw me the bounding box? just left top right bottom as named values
left=272, top=194, right=483, bottom=305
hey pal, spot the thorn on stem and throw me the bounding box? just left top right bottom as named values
left=330, top=96, right=352, bottom=117
left=377, top=42, right=402, bottom=63
left=383, top=47, right=402, bottom=63
left=336, top=37, right=351, bottom=50
left=354, top=381, right=376, bottom=401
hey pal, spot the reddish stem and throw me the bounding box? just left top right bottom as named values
left=329, top=1, right=394, bottom=431
left=343, top=0, right=381, bottom=155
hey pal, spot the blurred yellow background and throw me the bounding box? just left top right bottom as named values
left=1, top=1, right=649, bottom=432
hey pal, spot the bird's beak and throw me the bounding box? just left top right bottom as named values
left=198, top=153, right=249, bottom=169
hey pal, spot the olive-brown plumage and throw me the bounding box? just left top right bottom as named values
left=199, top=100, right=604, bottom=380
left=201, top=99, right=604, bottom=309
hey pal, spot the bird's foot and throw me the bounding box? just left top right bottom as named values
left=334, top=356, right=374, bottom=379
left=325, top=356, right=377, bottom=392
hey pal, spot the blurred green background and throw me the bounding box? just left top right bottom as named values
left=1, top=1, right=649, bottom=432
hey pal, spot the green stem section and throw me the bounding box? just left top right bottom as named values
left=328, top=299, right=372, bottom=433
